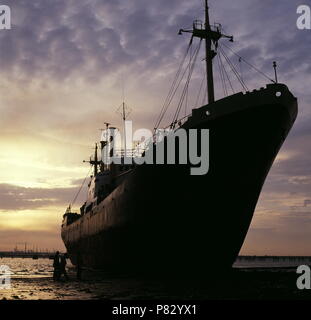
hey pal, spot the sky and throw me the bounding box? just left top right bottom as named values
left=0, top=0, right=310, bottom=255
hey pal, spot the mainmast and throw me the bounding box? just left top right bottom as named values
left=122, top=102, right=127, bottom=155
left=100, top=122, right=110, bottom=171
left=179, top=0, right=233, bottom=104
left=204, top=0, right=215, bottom=104
left=117, top=101, right=131, bottom=159
left=94, top=143, right=98, bottom=176
left=83, top=143, right=101, bottom=176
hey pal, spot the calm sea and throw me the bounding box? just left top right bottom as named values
left=234, top=256, right=311, bottom=268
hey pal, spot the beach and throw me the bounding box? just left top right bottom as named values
left=0, top=257, right=311, bottom=300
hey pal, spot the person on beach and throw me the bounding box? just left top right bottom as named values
left=59, top=254, right=69, bottom=281
left=53, top=251, right=60, bottom=281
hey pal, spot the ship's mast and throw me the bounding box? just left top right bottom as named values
left=205, top=0, right=215, bottom=104
left=104, top=122, right=110, bottom=171
left=94, top=143, right=98, bottom=176
left=83, top=143, right=101, bottom=176
left=178, top=1, right=233, bottom=104
left=122, top=102, right=126, bottom=156
left=117, top=101, right=131, bottom=159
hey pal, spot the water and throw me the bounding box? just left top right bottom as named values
left=1, top=257, right=311, bottom=300
left=2, top=257, right=55, bottom=279
left=0, top=257, right=194, bottom=300
left=234, top=256, right=311, bottom=269
left=0, top=257, right=129, bottom=300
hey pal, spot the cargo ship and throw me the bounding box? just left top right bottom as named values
left=61, top=1, right=298, bottom=275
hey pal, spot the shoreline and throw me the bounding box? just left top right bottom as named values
left=1, top=267, right=311, bottom=300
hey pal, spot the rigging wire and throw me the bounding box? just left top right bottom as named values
left=217, top=52, right=227, bottom=97
left=171, top=40, right=202, bottom=126
left=195, top=72, right=206, bottom=108
left=166, top=43, right=199, bottom=126
left=239, top=57, right=243, bottom=84
left=220, top=51, right=235, bottom=94
left=223, top=47, right=248, bottom=91
left=220, top=53, right=229, bottom=96
left=219, top=45, right=248, bottom=92
left=155, top=26, right=276, bottom=129
left=154, top=38, right=193, bottom=130
left=221, top=42, right=275, bottom=84
left=201, top=82, right=207, bottom=106
left=184, top=43, right=193, bottom=117
left=70, top=165, right=93, bottom=208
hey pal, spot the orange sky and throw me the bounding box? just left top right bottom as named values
left=0, top=0, right=311, bottom=255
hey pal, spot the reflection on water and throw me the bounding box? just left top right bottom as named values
left=0, top=257, right=182, bottom=300
left=234, top=256, right=311, bottom=268
left=1, top=257, right=311, bottom=300
left=0, top=258, right=87, bottom=300
left=1, top=257, right=61, bottom=279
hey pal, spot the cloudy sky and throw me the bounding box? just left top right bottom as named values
left=0, top=0, right=310, bottom=254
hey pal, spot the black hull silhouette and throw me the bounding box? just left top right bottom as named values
left=61, top=84, right=297, bottom=275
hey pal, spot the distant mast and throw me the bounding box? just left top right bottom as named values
left=83, top=143, right=101, bottom=175
left=94, top=143, right=98, bottom=176
left=117, top=101, right=131, bottom=159
left=122, top=102, right=127, bottom=157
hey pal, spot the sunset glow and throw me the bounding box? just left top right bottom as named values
left=0, top=0, right=310, bottom=256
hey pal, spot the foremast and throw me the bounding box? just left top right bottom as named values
left=204, top=1, right=214, bottom=104
left=179, top=0, right=233, bottom=104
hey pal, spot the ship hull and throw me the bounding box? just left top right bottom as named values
left=61, top=84, right=297, bottom=276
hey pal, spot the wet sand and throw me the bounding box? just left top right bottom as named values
left=1, top=258, right=311, bottom=300
left=1, top=268, right=311, bottom=300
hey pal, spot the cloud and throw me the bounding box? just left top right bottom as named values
left=304, top=199, right=311, bottom=207
left=0, top=183, right=85, bottom=210
left=0, top=0, right=310, bottom=254
left=0, top=0, right=199, bottom=84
